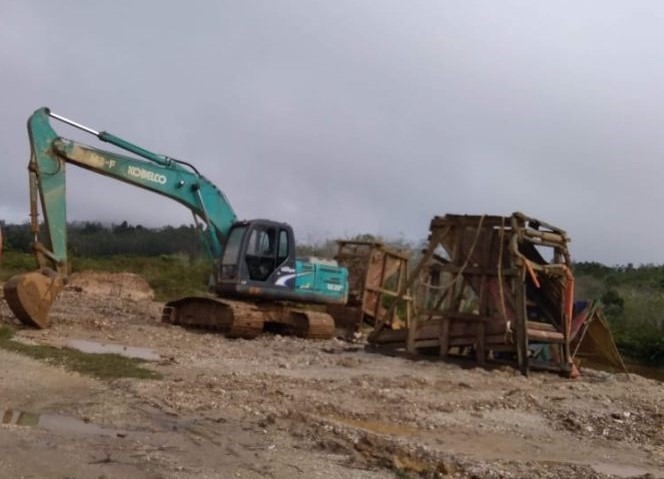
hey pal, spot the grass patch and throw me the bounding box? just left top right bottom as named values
left=0, top=326, right=161, bottom=380
left=0, top=250, right=211, bottom=301
left=0, top=250, right=35, bottom=281
left=73, top=254, right=211, bottom=301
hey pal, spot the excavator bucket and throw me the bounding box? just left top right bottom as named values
left=3, top=269, right=65, bottom=329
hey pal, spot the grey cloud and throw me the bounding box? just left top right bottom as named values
left=1, top=1, right=663, bottom=264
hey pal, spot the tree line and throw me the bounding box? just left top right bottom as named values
left=1, top=221, right=203, bottom=259
left=574, top=261, right=663, bottom=365
left=0, top=221, right=406, bottom=260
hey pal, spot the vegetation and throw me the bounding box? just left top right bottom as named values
left=0, top=222, right=412, bottom=301
left=575, top=262, right=664, bottom=366
left=0, top=222, right=211, bottom=301
left=1, top=221, right=202, bottom=258
left=0, top=326, right=161, bottom=380
left=0, top=250, right=211, bottom=301
left=74, top=254, right=212, bottom=301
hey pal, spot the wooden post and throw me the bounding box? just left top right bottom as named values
left=439, top=317, right=450, bottom=358
left=476, top=321, right=486, bottom=366
left=514, top=268, right=529, bottom=376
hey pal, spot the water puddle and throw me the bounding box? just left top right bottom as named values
left=2, top=408, right=123, bottom=437
left=66, top=339, right=160, bottom=361
left=592, top=462, right=663, bottom=478
left=328, top=416, right=420, bottom=437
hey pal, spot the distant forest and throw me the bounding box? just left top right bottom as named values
left=0, top=221, right=346, bottom=259
left=1, top=221, right=205, bottom=258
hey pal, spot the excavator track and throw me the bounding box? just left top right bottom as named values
left=162, top=297, right=336, bottom=340
left=286, top=310, right=336, bottom=339
left=162, top=297, right=265, bottom=338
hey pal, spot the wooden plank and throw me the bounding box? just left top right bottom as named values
left=515, top=275, right=529, bottom=376
left=369, top=328, right=408, bottom=344
left=363, top=285, right=412, bottom=300
left=476, top=321, right=486, bottom=365
left=405, top=317, right=508, bottom=339
left=433, top=266, right=520, bottom=276
left=439, top=317, right=450, bottom=358
left=415, top=309, right=451, bottom=318
left=406, top=309, right=417, bottom=353
left=449, top=320, right=506, bottom=337
left=526, top=320, right=558, bottom=332
left=527, top=329, right=565, bottom=343
left=412, top=339, right=440, bottom=349
left=430, top=215, right=508, bottom=229
left=439, top=334, right=508, bottom=347
left=443, top=312, right=489, bottom=322
left=488, top=343, right=517, bottom=352
left=522, top=229, right=567, bottom=244
left=375, top=235, right=438, bottom=344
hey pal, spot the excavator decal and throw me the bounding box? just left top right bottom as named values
left=127, top=166, right=167, bottom=184
left=275, top=271, right=304, bottom=287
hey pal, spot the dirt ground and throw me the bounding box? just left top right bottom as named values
left=0, top=273, right=662, bottom=479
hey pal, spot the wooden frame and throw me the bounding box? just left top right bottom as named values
left=369, top=212, right=574, bottom=376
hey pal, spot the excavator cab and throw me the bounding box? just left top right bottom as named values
left=219, top=220, right=289, bottom=284
left=216, top=219, right=348, bottom=305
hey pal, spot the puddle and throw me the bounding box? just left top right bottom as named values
left=328, top=416, right=420, bottom=437
left=592, top=462, right=663, bottom=478
left=2, top=408, right=123, bottom=437
left=66, top=339, right=160, bottom=361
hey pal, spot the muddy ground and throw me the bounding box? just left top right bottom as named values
left=0, top=273, right=662, bottom=479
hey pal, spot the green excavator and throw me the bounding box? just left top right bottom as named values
left=3, top=107, right=348, bottom=339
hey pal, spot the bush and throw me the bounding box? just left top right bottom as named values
left=575, top=262, right=664, bottom=367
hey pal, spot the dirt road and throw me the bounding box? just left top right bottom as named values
left=0, top=275, right=662, bottom=479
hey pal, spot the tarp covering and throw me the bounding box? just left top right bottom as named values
left=571, top=300, right=627, bottom=373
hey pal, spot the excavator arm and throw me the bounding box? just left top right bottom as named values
left=28, top=107, right=236, bottom=271
left=6, top=107, right=237, bottom=328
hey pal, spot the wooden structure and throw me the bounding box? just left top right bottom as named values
left=327, top=240, right=411, bottom=333
left=369, top=212, right=575, bottom=376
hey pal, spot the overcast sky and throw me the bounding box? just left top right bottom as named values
left=1, top=1, right=663, bottom=265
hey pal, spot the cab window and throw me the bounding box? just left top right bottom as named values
left=277, top=229, right=289, bottom=264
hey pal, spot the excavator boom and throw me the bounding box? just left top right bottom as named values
left=27, top=108, right=236, bottom=266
